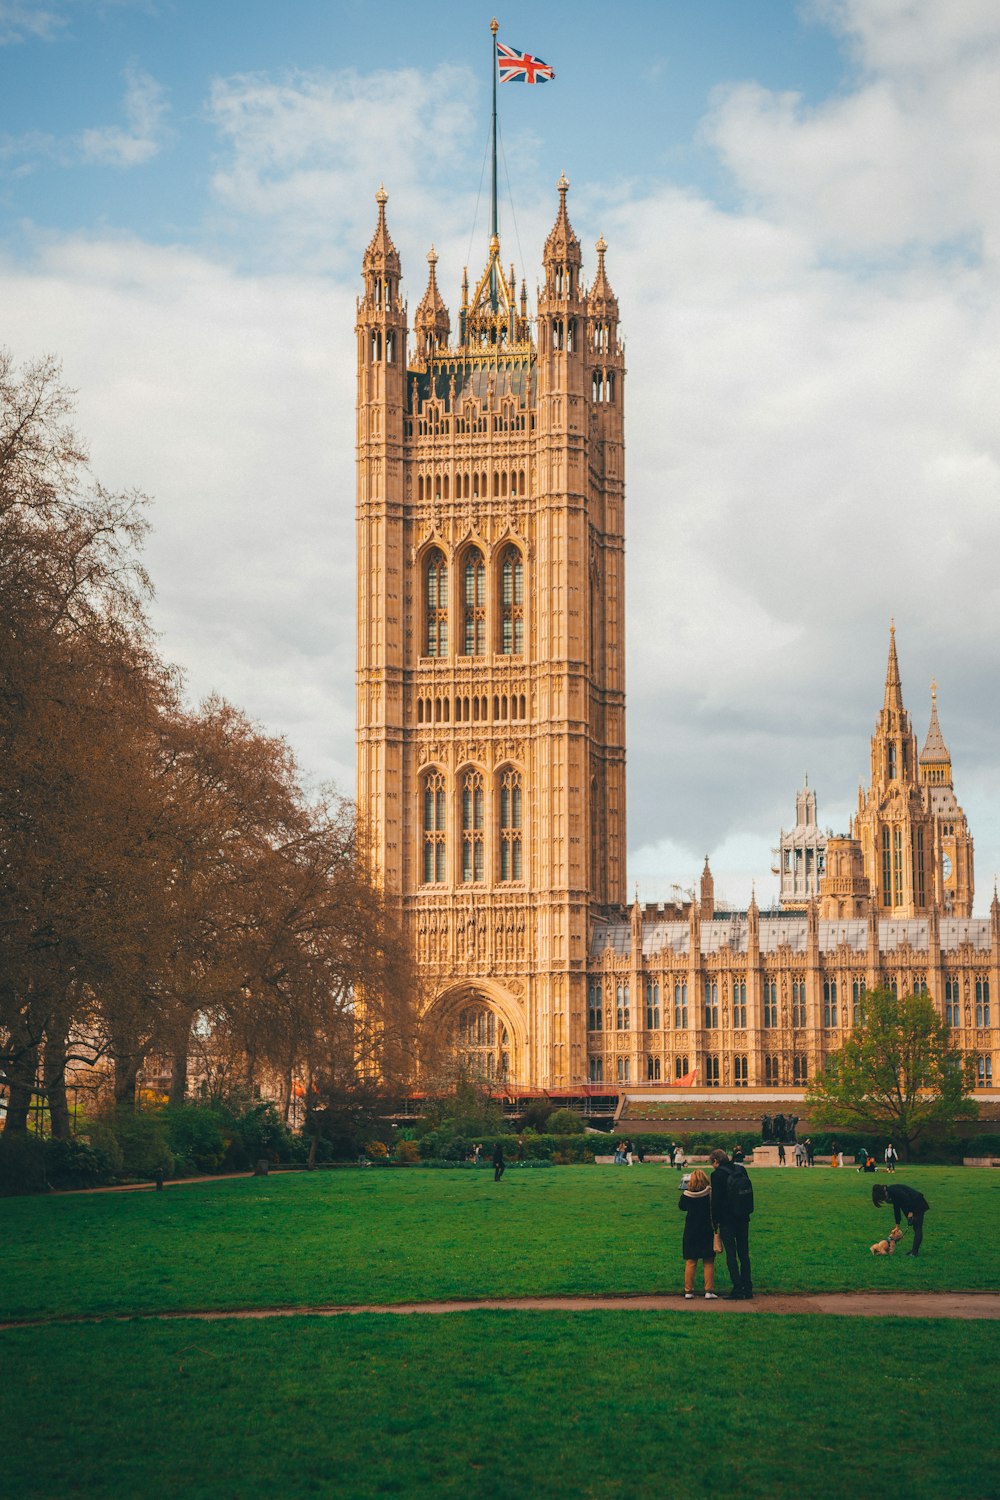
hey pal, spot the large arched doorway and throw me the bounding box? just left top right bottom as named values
left=422, top=983, right=524, bottom=1088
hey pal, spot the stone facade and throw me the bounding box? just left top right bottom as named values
left=355, top=185, right=995, bottom=1098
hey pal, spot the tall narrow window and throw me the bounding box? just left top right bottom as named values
left=588, top=980, right=603, bottom=1032
left=499, top=768, right=523, bottom=881
left=733, top=982, right=747, bottom=1028
left=893, top=827, right=903, bottom=906
left=673, top=982, right=688, bottom=1029
left=461, top=770, right=485, bottom=883
left=422, top=770, right=446, bottom=883
left=705, top=1055, right=720, bottom=1087
left=499, top=546, right=524, bottom=654
left=792, top=979, right=806, bottom=1028
left=792, top=1055, right=808, bottom=1085
left=646, top=980, right=660, bottom=1030
left=674, top=1055, right=689, bottom=1080
left=977, top=1056, right=993, bottom=1086
left=461, top=549, right=486, bottom=656
left=703, top=981, right=718, bottom=1028
left=762, top=980, right=777, bottom=1029
left=425, top=549, right=448, bottom=657
left=976, top=977, right=991, bottom=1027
left=764, top=1054, right=779, bottom=1087
left=852, top=979, right=866, bottom=1025
left=823, top=978, right=838, bottom=1028
left=882, top=827, right=892, bottom=908
left=914, top=827, right=926, bottom=907
left=944, top=977, right=959, bottom=1028
left=589, top=1057, right=604, bottom=1082
left=616, top=983, right=630, bottom=1030
left=734, top=1055, right=748, bottom=1087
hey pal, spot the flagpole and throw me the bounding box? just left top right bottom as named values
left=490, top=16, right=499, bottom=310
left=490, top=17, right=499, bottom=240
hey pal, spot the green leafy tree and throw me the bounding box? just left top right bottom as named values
left=806, top=988, right=977, bottom=1158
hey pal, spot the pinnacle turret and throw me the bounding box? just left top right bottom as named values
left=362, top=184, right=401, bottom=281
left=543, top=172, right=582, bottom=286
left=883, top=620, right=904, bottom=717
left=414, top=244, right=450, bottom=361
left=587, top=234, right=619, bottom=320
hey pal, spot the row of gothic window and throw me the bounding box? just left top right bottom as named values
left=407, top=407, right=534, bottom=439
left=416, top=469, right=527, bottom=502
left=586, top=1054, right=812, bottom=1087
left=453, top=1004, right=511, bottom=1081
left=880, top=824, right=926, bottom=907
left=417, top=693, right=527, bottom=725
left=424, top=545, right=524, bottom=658
left=422, top=768, right=523, bottom=885
left=584, top=976, right=990, bottom=1031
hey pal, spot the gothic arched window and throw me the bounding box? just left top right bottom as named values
left=425, top=549, right=448, bottom=657
left=461, top=549, right=486, bottom=656
left=499, top=546, right=524, bottom=655
left=499, top=768, right=523, bottom=881
left=461, top=769, right=485, bottom=884
left=455, top=1004, right=509, bottom=1082
left=422, top=770, right=447, bottom=884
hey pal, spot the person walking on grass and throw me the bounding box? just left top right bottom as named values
left=492, top=1140, right=505, bottom=1181
left=709, top=1147, right=755, bottom=1300
left=679, top=1168, right=718, bottom=1299
left=872, top=1182, right=930, bottom=1256
left=885, top=1143, right=898, bottom=1173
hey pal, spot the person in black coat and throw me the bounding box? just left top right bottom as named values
left=709, top=1148, right=753, bottom=1299
left=492, top=1141, right=505, bottom=1181
left=679, top=1168, right=718, bottom=1299
left=872, top=1182, right=929, bottom=1255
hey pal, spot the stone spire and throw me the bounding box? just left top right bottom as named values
left=587, top=234, right=619, bottom=320
left=361, top=184, right=401, bottom=282
left=543, top=172, right=582, bottom=280
left=920, top=678, right=951, bottom=770
left=883, top=619, right=904, bottom=717
left=700, top=857, right=715, bottom=920
left=414, top=244, right=450, bottom=362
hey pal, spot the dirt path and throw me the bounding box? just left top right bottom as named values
left=3, top=1291, right=998, bottom=1331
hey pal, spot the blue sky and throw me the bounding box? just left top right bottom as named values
left=2, top=0, right=1000, bottom=910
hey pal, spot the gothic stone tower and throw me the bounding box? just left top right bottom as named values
left=356, top=179, right=626, bottom=1088
left=854, top=625, right=974, bottom=918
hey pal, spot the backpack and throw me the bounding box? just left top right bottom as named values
left=726, top=1162, right=755, bottom=1218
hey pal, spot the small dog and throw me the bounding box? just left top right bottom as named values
left=870, top=1225, right=904, bottom=1256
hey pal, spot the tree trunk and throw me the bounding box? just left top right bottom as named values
left=114, top=1052, right=141, bottom=1111
left=3, top=1041, right=38, bottom=1134
left=43, top=1029, right=71, bottom=1140
left=169, top=1034, right=190, bottom=1108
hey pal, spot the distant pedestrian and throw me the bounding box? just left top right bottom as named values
left=831, top=1140, right=839, bottom=1166
left=872, top=1183, right=930, bottom=1256
left=625, top=1137, right=634, bottom=1166
left=805, top=1138, right=815, bottom=1166
left=492, top=1141, right=506, bottom=1181
left=516, top=1136, right=525, bottom=1162
left=778, top=1141, right=786, bottom=1166
left=885, top=1143, right=898, bottom=1173
left=637, top=1142, right=646, bottom=1164
left=679, top=1169, right=718, bottom=1299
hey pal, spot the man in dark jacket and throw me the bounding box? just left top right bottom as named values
left=709, top=1148, right=753, bottom=1299
left=873, top=1182, right=929, bottom=1255
left=492, top=1141, right=506, bottom=1181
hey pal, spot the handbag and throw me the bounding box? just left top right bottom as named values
left=713, top=1229, right=724, bottom=1254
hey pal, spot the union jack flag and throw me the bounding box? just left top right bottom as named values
left=497, top=41, right=555, bottom=85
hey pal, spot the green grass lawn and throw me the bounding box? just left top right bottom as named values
left=3, top=1165, right=996, bottom=1320
left=3, top=1312, right=998, bottom=1499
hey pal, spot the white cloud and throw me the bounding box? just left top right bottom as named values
left=0, top=1, right=64, bottom=44
left=79, top=65, right=169, bottom=167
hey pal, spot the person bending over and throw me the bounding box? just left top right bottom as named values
left=872, top=1182, right=929, bottom=1256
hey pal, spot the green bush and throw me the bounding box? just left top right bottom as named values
left=45, top=1137, right=117, bottom=1190
left=547, top=1108, right=586, bottom=1135
left=0, top=1133, right=47, bottom=1195
left=224, top=1102, right=301, bottom=1170
left=162, top=1106, right=228, bottom=1173
left=88, top=1110, right=173, bottom=1179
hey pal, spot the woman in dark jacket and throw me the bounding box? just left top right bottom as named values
left=679, top=1168, right=718, bottom=1298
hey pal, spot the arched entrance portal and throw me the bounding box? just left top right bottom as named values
left=423, top=983, right=525, bottom=1088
